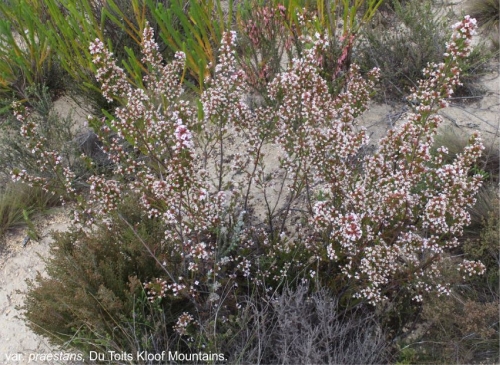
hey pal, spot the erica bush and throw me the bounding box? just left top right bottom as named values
left=18, top=14, right=486, bottom=357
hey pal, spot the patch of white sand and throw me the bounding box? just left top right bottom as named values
left=0, top=211, right=83, bottom=365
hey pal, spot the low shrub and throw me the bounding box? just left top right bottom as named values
left=411, top=295, right=499, bottom=363
left=358, top=0, right=449, bottom=100
left=22, top=197, right=191, bottom=358
left=359, top=0, right=493, bottom=100
left=224, top=284, right=390, bottom=364
left=18, top=15, right=489, bottom=360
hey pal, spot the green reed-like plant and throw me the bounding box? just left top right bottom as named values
left=0, top=0, right=386, bottom=103
left=27, top=0, right=230, bottom=99
left=0, top=0, right=53, bottom=99
left=0, top=182, right=59, bottom=240
left=38, top=0, right=109, bottom=109
left=146, top=0, right=232, bottom=92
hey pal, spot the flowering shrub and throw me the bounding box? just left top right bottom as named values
left=15, top=15, right=485, bottom=319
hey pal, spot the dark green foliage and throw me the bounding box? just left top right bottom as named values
left=22, top=198, right=191, bottom=357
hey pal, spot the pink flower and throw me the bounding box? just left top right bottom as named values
left=342, top=213, right=362, bottom=241
left=174, top=121, right=193, bottom=150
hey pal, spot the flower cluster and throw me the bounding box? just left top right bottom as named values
left=144, top=278, right=168, bottom=302
left=459, top=259, right=486, bottom=279
left=308, top=15, right=483, bottom=302
left=173, top=312, right=195, bottom=336
left=89, top=38, right=131, bottom=102
left=11, top=101, right=76, bottom=198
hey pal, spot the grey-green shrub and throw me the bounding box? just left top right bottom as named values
left=223, top=284, right=390, bottom=364
left=358, top=0, right=450, bottom=100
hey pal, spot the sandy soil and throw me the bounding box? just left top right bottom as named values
left=0, top=210, right=81, bottom=365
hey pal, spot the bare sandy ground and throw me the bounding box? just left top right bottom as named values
left=0, top=211, right=80, bottom=365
